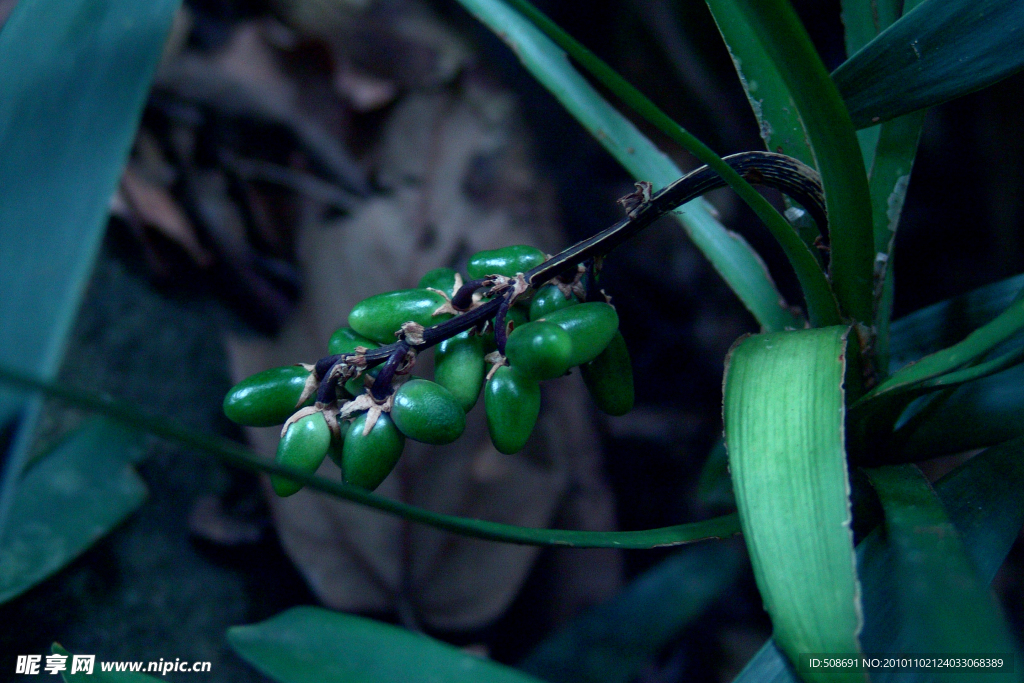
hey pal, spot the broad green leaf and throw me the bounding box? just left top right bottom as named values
left=888, top=273, right=1024, bottom=372
left=733, top=437, right=1024, bottom=683
left=519, top=540, right=745, bottom=683
left=53, top=643, right=162, bottom=682
left=494, top=0, right=840, bottom=328
left=724, top=327, right=862, bottom=681
left=0, top=419, right=147, bottom=604
left=0, top=0, right=180, bottom=543
left=0, top=364, right=740, bottom=549
left=834, top=0, right=1024, bottom=129
left=229, top=607, right=545, bottom=683
left=710, top=0, right=875, bottom=326
left=864, top=466, right=1016, bottom=673
left=454, top=0, right=801, bottom=332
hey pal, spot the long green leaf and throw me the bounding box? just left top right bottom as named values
left=0, top=364, right=740, bottom=549
left=53, top=644, right=162, bottom=682
left=888, top=273, right=1024, bottom=372
left=498, top=0, right=840, bottom=328
left=834, top=0, right=1024, bottom=129
left=715, top=0, right=875, bottom=326
left=864, top=466, right=1016, bottom=671
left=229, top=607, right=545, bottom=683
left=706, top=3, right=816, bottom=170
left=894, top=366, right=1024, bottom=461
left=0, top=0, right=180, bottom=542
left=733, top=437, right=1024, bottom=683
left=453, top=0, right=800, bottom=332
left=0, top=419, right=147, bottom=604
left=519, top=540, right=745, bottom=683
left=856, top=294, right=1024, bottom=408
left=724, top=327, right=862, bottom=681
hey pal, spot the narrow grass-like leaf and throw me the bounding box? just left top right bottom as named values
left=888, top=273, right=1024, bottom=371
left=454, top=0, right=801, bottom=332
left=0, top=0, right=180, bottom=543
left=0, top=419, right=147, bottom=604
left=724, top=327, right=862, bottom=681
left=53, top=644, right=162, bottom=682
left=835, top=0, right=1024, bottom=129
left=490, top=0, right=840, bottom=327
left=893, top=367, right=1024, bottom=461
left=0, top=365, right=739, bottom=549
left=864, top=465, right=1016, bottom=668
left=733, top=437, right=1024, bottom=683
left=520, top=540, right=745, bottom=683
left=713, top=0, right=875, bottom=326
left=856, top=294, right=1024, bottom=407
left=706, top=1, right=815, bottom=170
left=230, top=607, right=545, bottom=683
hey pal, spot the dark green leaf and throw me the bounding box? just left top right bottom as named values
left=894, top=366, right=1024, bottom=461
left=864, top=466, right=1016, bottom=667
left=732, top=437, right=1024, bottom=683
left=53, top=643, right=163, bottom=682
left=711, top=0, right=875, bottom=325
left=0, top=364, right=740, bottom=549
left=855, top=294, right=1024, bottom=408
left=520, top=540, right=745, bottom=683
left=888, top=274, right=1024, bottom=372
left=724, top=327, right=862, bottom=679
left=835, top=0, right=1024, bottom=128
left=229, top=607, right=545, bottom=683
left=0, top=419, right=147, bottom=604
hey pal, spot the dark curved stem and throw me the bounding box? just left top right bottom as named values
left=494, top=293, right=512, bottom=355
left=324, top=151, right=826, bottom=394
left=370, top=344, right=409, bottom=401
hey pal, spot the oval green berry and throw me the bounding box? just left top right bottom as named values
left=272, top=412, right=331, bottom=497
left=328, top=327, right=380, bottom=356
left=467, top=245, right=546, bottom=279
left=341, top=412, right=406, bottom=491
left=581, top=331, right=634, bottom=416
left=539, top=301, right=619, bottom=367
left=484, top=365, right=541, bottom=455
left=529, top=284, right=579, bottom=321
left=391, top=379, right=466, bottom=445
left=223, top=365, right=313, bottom=427
left=348, top=289, right=453, bottom=344
left=505, top=320, right=573, bottom=380
left=418, top=267, right=458, bottom=295
left=435, top=331, right=486, bottom=412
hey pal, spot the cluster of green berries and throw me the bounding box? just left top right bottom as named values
left=223, top=245, right=633, bottom=496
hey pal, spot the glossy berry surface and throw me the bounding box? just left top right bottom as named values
left=341, top=412, right=406, bottom=491
left=223, top=365, right=313, bottom=427
left=272, top=412, right=331, bottom=496
left=484, top=365, right=541, bottom=455
left=391, top=379, right=466, bottom=445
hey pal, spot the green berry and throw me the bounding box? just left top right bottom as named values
left=391, top=379, right=466, bottom=445
left=344, top=364, right=381, bottom=397
left=418, top=267, right=459, bottom=295
left=272, top=413, right=331, bottom=496
left=341, top=412, right=406, bottom=491
left=505, top=320, right=573, bottom=380
left=529, top=284, right=579, bottom=321
left=467, top=245, right=546, bottom=279
left=327, top=419, right=352, bottom=469
left=328, top=327, right=380, bottom=356
left=223, top=365, right=313, bottom=427
left=581, top=331, right=634, bottom=416
left=348, top=289, right=453, bottom=344
left=484, top=365, right=541, bottom=455
left=482, top=303, right=531, bottom=353
left=539, top=301, right=619, bottom=366
left=434, top=331, right=486, bottom=412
